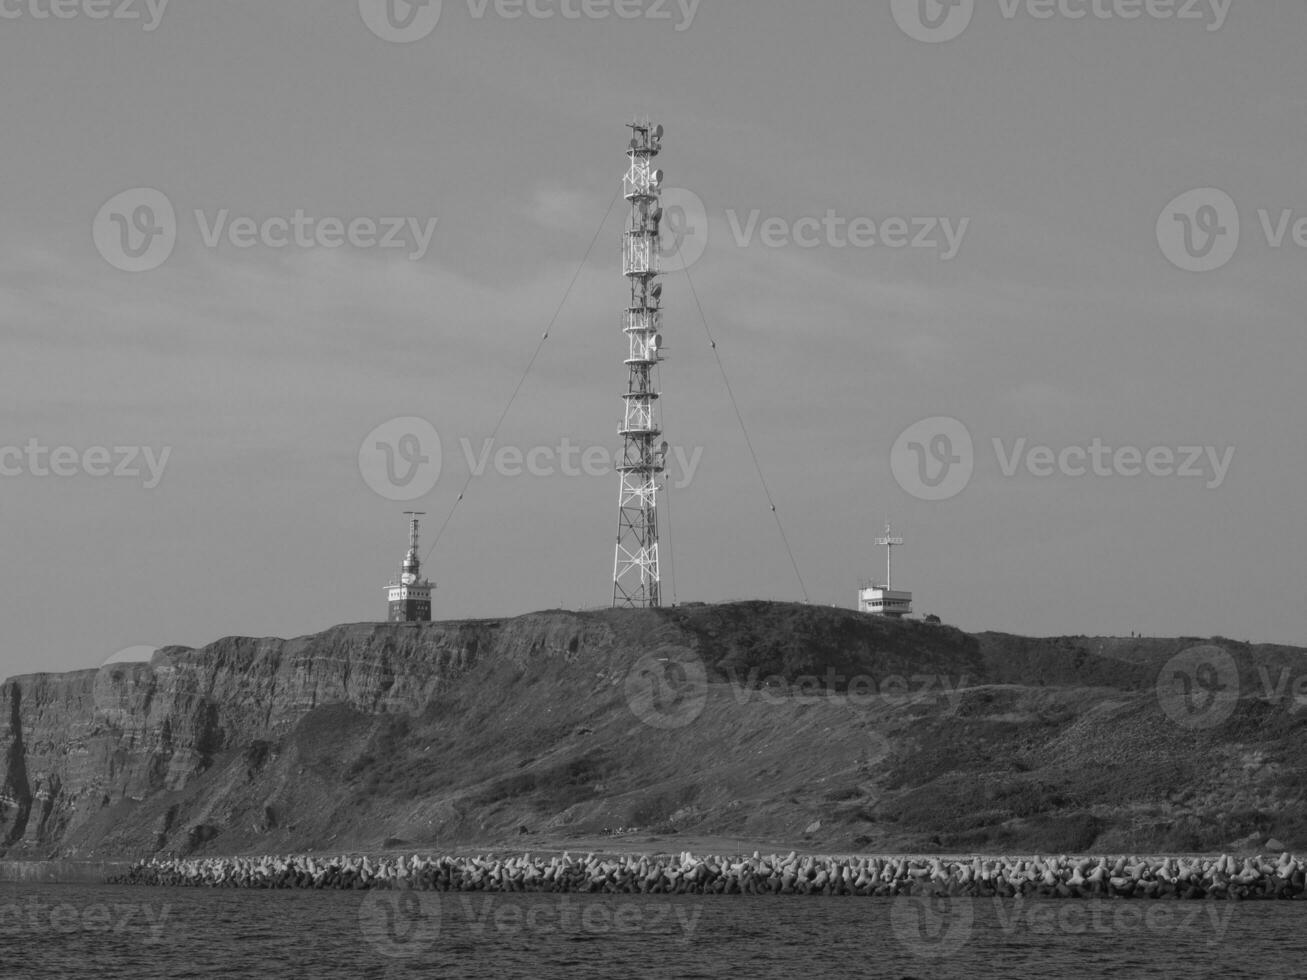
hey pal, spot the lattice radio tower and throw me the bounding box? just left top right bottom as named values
left=613, top=118, right=669, bottom=608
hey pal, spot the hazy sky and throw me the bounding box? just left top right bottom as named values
left=2, top=0, right=1304, bottom=679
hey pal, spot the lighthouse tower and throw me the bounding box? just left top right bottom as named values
left=386, top=512, right=434, bottom=622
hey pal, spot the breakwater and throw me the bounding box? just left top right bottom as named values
left=0, top=860, right=134, bottom=885
left=110, top=851, right=1307, bottom=899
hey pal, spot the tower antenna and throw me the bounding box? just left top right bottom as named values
left=875, top=521, right=904, bottom=590
left=613, top=117, right=667, bottom=608
left=387, top=512, right=434, bottom=622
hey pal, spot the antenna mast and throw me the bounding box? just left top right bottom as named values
left=613, top=117, right=668, bottom=608
left=875, top=521, right=904, bottom=590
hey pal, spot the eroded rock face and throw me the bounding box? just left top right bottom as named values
left=0, top=620, right=503, bottom=855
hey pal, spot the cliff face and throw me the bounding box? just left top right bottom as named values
left=2, top=603, right=1305, bottom=860
left=0, top=620, right=496, bottom=856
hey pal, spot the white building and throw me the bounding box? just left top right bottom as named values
left=857, top=585, right=913, bottom=618
left=858, top=522, right=912, bottom=618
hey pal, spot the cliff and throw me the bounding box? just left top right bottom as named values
left=2, top=602, right=1305, bottom=859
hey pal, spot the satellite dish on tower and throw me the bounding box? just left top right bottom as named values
left=651, top=283, right=663, bottom=299
left=660, top=441, right=669, bottom=456
left=652, top=333, right=663, bottom=349
left=651, top=169, right=664, bottom=186
left=654, top=124, right=664, bottom=139
left=629, top=138, right=639, bottom=150
left=651, top=207, right=663, bottom=224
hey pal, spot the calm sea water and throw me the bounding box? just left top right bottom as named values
left=1, top=881, right=1302, bottom=979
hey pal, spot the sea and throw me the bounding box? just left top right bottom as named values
left=0, top=881, right=1302, bottom=979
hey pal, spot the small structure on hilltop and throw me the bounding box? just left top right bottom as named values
left=858, top=522, right=912, bottom=618
left=386, top=511, right=434, bottom=622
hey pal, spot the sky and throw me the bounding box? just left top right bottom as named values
left=2, top=0, right=1304, bottom=679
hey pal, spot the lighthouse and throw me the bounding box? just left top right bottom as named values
left=386, top=512, right=434, bottom=622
